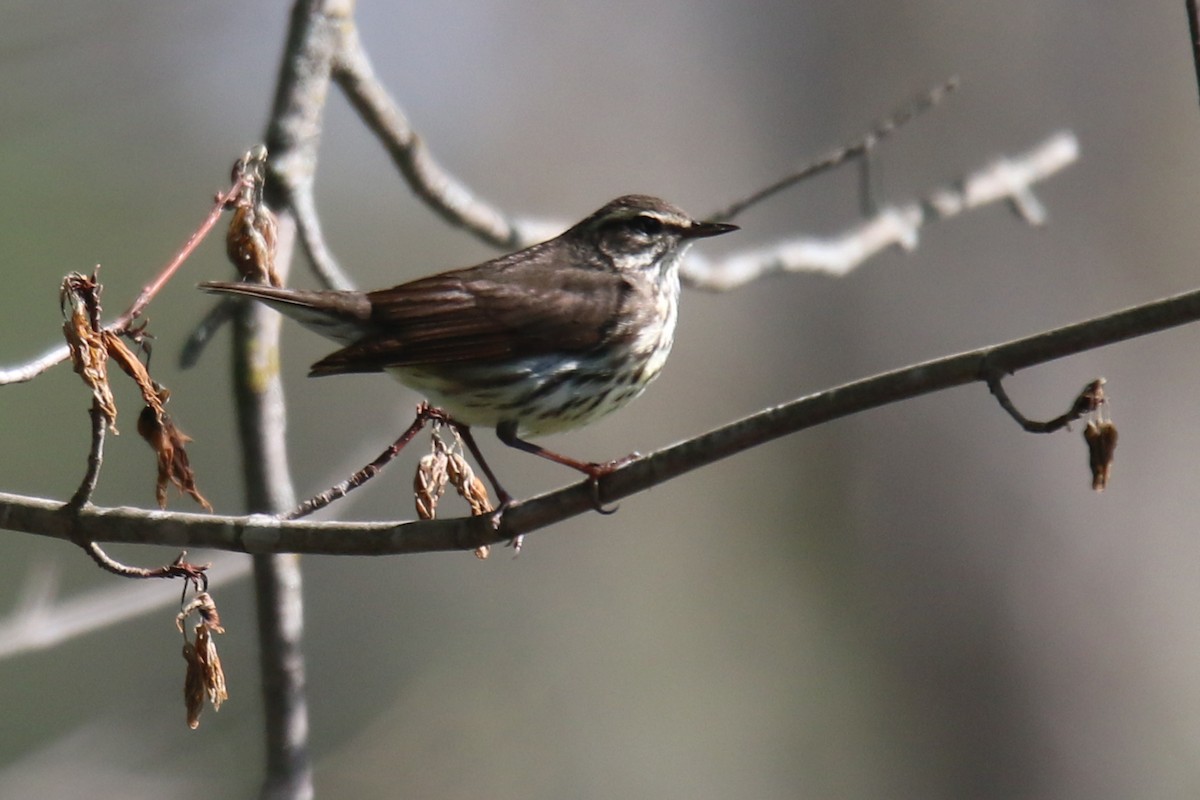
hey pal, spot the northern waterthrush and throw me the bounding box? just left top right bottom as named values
left=200, top=194, right=736, bottom=496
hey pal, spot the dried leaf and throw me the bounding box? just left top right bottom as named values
left=182, top=641, right=205, bottom=730
left=1084, top=420, right=1118, bottom=491
left=138, top=405, right=212, bottom=511
left=100, top=331, right=210, bottom=510
left=176, top=592, right=224, bottom=634
left=61, top=272, right=118, bottom=429
left=103, top=329, right=169, bottom=418
left=180, top=592, right=228, bottom=729
left=414, top=450, right=449, bottom=520
left=195, top=624, right=228, bottom=712
left=447, top=453, right=494, bottom=515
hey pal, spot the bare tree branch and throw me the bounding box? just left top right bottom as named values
left=238, top=0, right=362, bottom=795
left=705, top=77, right=960, bottom=223
left=680, top=132, right=1078, bottom=290
left=4, top=281, right=1199, bottom=555
left=331, top=20, right=533, bottom=250
left=288, top=179, right=356, bottom=290
left=66, top=401, right=108, bottom=511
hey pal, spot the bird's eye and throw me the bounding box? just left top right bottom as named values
left=629, top=215, right=664, bottom=235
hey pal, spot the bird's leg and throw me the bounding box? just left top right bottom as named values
left=495, top=421, right=632, bottom=515
left=433, top=415, right=524, bottom=548
left=438, top=417, right=514, bottom=509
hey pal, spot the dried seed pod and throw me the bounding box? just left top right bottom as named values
left=226, top=201, right=280, bottom=286
left=414, top=450, right=449, bottom=520
left=446, top=453, right=494, bottom=515
left=225, top=144, right=280, bottom=285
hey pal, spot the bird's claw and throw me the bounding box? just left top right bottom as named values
left=583, top=452, right=639, bottom=514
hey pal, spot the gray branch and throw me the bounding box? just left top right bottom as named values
left=681, top=132, right=1078, bottom=291
left=331, top=21, right=536, bottom=250
left=5, top=280, right=1200, bottom=556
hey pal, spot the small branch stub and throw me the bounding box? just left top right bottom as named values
left=987, top=375, right=1117, bottom=491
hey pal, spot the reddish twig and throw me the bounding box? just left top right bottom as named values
left=0, top=177, right=245, bottom=386
left=79, top=544, right=210, bottom=590
left=286, top=408, right=432, bottom=520
left=112, top=180, right=246, bottom=331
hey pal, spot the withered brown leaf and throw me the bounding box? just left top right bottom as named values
left=179, top=592, right=228, bottom=729
left=1084, top=420, right=1118, bottom=491
left=61, top=273, right=118, bottom=429
left=138, top=405, right=212, bottom=511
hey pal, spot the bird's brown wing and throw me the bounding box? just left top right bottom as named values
left=309, top=249, right=631, bottom=376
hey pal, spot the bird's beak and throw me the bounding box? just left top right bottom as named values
left=684, top=220, right=739, bottom=239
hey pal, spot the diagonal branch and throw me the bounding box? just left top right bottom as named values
left=331, top=20, right=533, bottom=250
left=0, top=180, right=243, bottom=387
left=681, top=132, right=1078, bottom=290
left=3, top=282, right=1200, bottom=555
left=705, top=77, right=960, bottom=223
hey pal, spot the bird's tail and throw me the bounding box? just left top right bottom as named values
left=198, top=281, right=372, bottom=345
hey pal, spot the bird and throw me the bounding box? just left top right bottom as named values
left=200, top=194, right=737, bottom=503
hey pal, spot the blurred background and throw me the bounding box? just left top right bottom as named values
left=1, top=2, right=1198, bottom=798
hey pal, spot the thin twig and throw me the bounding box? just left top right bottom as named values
left=287, top=404, right=510, bottom=520
left=78, top=543, right=210, bottom=588
left=65, top=400, right=108, bottom=510
left=986, top=375, right=1105, bottom=433
left=113, top=182, right=245, bottom=331
left=0, top=343, right=74, bottom=386
left=681, top=131, right=1078, bottom=291
left=178, top=296, right=236, bottom=369
left=59, top=396, right=212, bottom=583
left=286, top=409, right=430, bottom=519
left=705, top=77, right=959, bottom=223
left=0, top=181, right=242, bottom=386
left=6, top=282, right=1200, bottom=555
